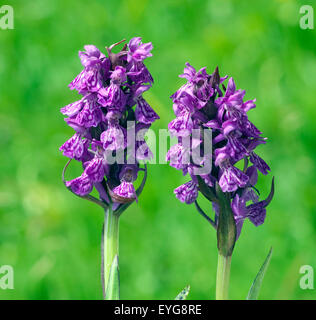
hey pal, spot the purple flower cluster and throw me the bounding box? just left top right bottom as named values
left=60, top=38, right=159, bottom=204
left=167, top=63, right=273, bottom=237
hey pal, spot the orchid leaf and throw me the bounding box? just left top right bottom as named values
left=247, top=247, right=273, bottom=300
left=194, top=200, right=216, bottom=229
left=175, top=285, right=190, bottom=300
left=215, top=183, right=236, bottom=257
left=105, top=255, right=120, bottom=300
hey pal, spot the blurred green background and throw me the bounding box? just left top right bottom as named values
left=0, top=0, right=316, bottom=300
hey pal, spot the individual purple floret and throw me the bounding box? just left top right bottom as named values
left=167, top=63, right=274, bottom=239
left=60, top=38, right=159, bottom=207
left=174, top=180, right=199, bottom=205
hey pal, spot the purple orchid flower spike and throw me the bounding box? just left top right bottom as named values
left=166, top=63, right=274, bottom=300
left=167, top=63, right=273, bottom=239
left=61, top=38, right=158, bottom=206
left=59, top=38, right=158, bottom=300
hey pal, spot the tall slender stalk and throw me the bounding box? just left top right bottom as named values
left=215, top=184, right=236, bottom=300
left=216, top=254, right=232, bottom=300
left=102, top=205, right=120, bottom=300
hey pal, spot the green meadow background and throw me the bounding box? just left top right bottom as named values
left=0, top=0, right=316, bottom=299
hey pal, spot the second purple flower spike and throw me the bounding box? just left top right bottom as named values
left=167, top=62, right=275, bottom=300
left=167, top=62, right=274, bottom=239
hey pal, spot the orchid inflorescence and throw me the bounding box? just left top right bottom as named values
left=60, top=38, right=159, bottom=210
left=167, top=63, right=274, bottom=239
left=59, top=40, right=275, bottom=300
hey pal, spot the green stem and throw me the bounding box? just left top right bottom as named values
left=216, top=254, right=232, bottom=300
left=102, top=205, right=120, bottom=300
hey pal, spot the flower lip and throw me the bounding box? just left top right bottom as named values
left=110, top=66, right=127, bottom=84
left=127, top=37, right=153, bottom=63
left=174, top=180, right=198, bottom=204
left=108, top=181, right=137, bottom=204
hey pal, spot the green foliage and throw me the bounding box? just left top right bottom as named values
left=247, top=247, right=273, bottom=300
left=105, top=255, right=120, bottom=300
left=175, top=285, right=190, bottom=300
left=0, top=0, right=316, bottom=300
left=216, top=183, right=236, bottom=257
